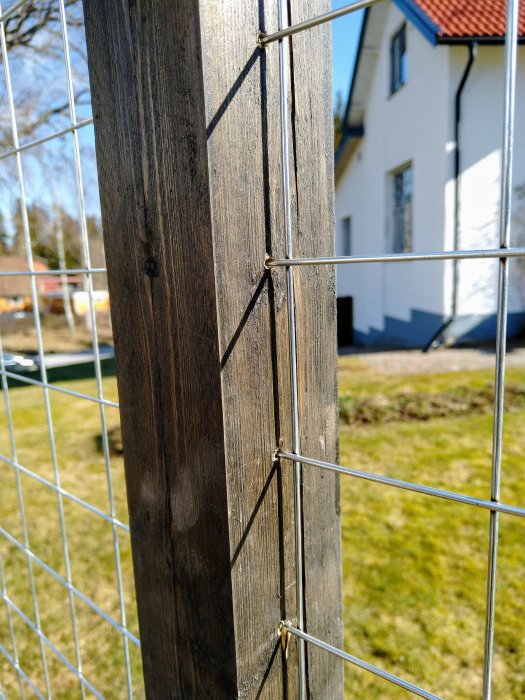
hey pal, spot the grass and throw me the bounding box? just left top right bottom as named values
left=0, top=376, right=143, bottom=699
left=338, top=355, right=525, bottom=699
left=1, top=357, right=525, bottom=698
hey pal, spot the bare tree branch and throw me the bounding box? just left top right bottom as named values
left=4, top=0, right=82, bottom=51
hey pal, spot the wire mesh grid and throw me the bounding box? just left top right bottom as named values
left=265, top=0, right=523, bottom=698
left=0, top=0, right=141, bottom=697
left=1, top=0, right=523, bottom=697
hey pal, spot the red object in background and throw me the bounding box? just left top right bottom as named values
left=413, top=0, right=525, bottom=39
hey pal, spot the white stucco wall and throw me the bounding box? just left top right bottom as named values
left=335, top=0, right=525, bottom=346
left=335, top=2, right=450, bottom=345
left=446, top=45, right=525, bottom=322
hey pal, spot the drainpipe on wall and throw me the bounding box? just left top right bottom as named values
left=424, top=42, right=478, bottom=352
left=452, top=42, right=478, bottom=318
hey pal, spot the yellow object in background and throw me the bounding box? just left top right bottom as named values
left=73, top=290, right=110, bottom=316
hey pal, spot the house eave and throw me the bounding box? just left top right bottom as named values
left=335, top=128, right=364, bottom=185
left=341, top=9, right=371, bottom=131
left=436, top=36, right=525, bottom=45
left=392, top=0, right=440, bottom=45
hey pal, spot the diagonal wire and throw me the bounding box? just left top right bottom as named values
left=0, top=555, right=26, bottom=698
left=0, top=335, right=51, bottom=696
left=57, top=1, right=134, bottom=694
left=259, top=0, right=382, bottom=45
left=0, top=642, right=45, bottom=700
left=0, top=526, right=140, bottom=647
left=0, top=118, right=93, bottom=162
left=0, top=369, right=119, bottom=408
left=283, top=624, right=443, bottom=700
left=0, top=453, right=130, bottom=532
left=0, top=5, right=85, bottom=695
left=0, top=592, right=104, bottom=699
left=279, top=450, right=525, bottom=518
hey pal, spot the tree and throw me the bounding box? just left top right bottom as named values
left=0, top=1, right=103, bottom=342
left=0, top=2, right=94, bottom=272
left=4, top=1, right=82, bottom=50
left=9, top=198, right=83, bottom=269
left=0, top=1, right=89, bottom=147
left=0, top=211, right=9, bottom=254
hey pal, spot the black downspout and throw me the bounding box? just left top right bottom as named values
left=424, top=42, right=477, bottom=352
left=452, top=41, right=478, bottom=318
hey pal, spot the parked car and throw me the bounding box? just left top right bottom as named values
left=2, top=353, right=39, bottom=373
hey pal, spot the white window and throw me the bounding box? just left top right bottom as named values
left=392, top=164, right=412, bottom=252
left=341, top=216, right=351, bottom=256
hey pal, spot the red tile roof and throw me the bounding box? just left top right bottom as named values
left=413, top=0, right=525, bottom=39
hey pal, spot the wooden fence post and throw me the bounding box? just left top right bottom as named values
left=83, top=0, right=342, bottom=697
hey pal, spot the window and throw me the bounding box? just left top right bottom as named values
left=390, top=23, right=407, bottom=94
left=341, top=216, right=351, bottom=256
left=392, top=164, right=412, bottom=252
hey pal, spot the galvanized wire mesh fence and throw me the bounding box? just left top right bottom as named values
left=0, top=0, right=523, bottom=698
left=262, top=0, right=523, bottom=698
left=0, top=0, right=141, bottom=697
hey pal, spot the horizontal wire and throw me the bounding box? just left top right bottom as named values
left=259, top=0, right=382, bottom=45
left=56, top=0, right=135, bottom=684
left=0, top=643, right=45, bottom=700
left=0, top=369, right=119, bottom=408
left=283, top=624, right=442, bottom=700
left=0, top=593, right=104, bottom=698
left=268, top=246, right=525, bottom=267
left=0, top=0, right=28, bottom=24
left=0, top=527, right=140, bottom=646
left=0, top=453, right=130, bottom=532
left=279, top=451, right=525, bottom=519
left=0, top=267, right=106, bottom=277
left=0, top=119, right=94, bottom=162
left=1, top=2, right=88, bottom=684
left=0, top=3, right=130, bottom=689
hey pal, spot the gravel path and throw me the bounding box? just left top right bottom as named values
left=341, top=343, right=525, bottom=375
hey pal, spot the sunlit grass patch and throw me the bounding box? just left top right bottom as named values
left=0, top=377, right=143, bottom=699
left=339, top=364, right=525, bottom=699
left=1, top=361, right=525, bottom=698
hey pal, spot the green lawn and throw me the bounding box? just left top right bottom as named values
left=1, top=360, right=525, bottom=698
left=0, top=377, right=144, bottom=699
left=339, top=356, right=525, bottom=699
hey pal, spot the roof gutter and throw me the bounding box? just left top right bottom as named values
left=437, top=36, right=525, bottom=45
left=424, top=42, right=477, bottom=351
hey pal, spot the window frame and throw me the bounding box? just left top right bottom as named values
left=341, top=216, right=352, bottom=257
left=390, top=22, right=407, bottom=95
left=391, top=162, right=413, bottom=253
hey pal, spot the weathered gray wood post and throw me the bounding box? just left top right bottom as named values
left=83, top=0, right=342, bottom=696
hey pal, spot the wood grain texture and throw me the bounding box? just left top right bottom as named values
left=82, top=1, right=237, bottom=696
left=201, top=0, right=342, bottom=695
left=287, top=1, right=344, bottom=696
left=84, top=0, right=342, bottom=696
left=199, top=2, right=297, bottom=696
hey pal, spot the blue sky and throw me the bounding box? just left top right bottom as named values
left=2, top=2, right=364, bottom=228
left=331, top=2, right=364, bottom=104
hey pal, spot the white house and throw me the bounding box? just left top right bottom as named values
left=335, top=0, right=525, bottom=348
